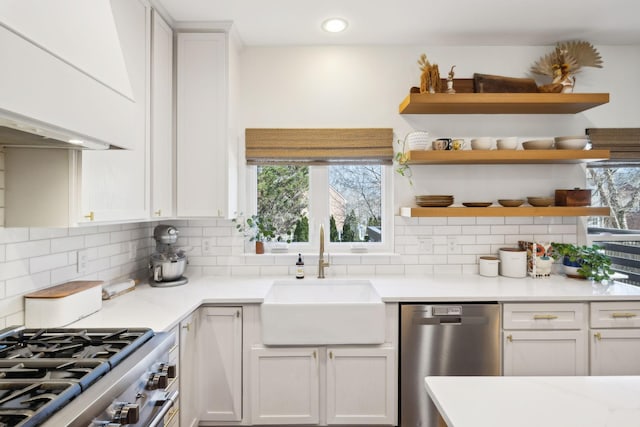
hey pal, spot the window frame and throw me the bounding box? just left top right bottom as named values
left=246, top=164, right=394, bottom=254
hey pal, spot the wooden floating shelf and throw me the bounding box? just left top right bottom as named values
left=405, top=149, right=610, bottom=165
left=400, top=206, right=611, bottom=218
left=399, top=93, right=610, bottom=114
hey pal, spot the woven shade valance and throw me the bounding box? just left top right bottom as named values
left=587, top=128, right=640, bottom=166
left=245, top=128, right=394, bottom=165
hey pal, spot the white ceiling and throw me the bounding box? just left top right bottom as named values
left=155, top=0, right=640, bottom=46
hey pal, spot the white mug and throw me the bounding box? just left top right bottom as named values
left=479, top=256, right=500, bottom=277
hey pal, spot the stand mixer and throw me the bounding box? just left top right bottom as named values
left=149, top=225, right=188, bottom=287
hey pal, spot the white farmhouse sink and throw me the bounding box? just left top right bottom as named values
left=261, top=279, right=386, bottom=345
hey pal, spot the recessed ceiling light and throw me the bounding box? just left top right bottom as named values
left=322, top=17, right=348, bottom=33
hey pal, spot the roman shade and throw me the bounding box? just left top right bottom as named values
left=587, top=128, right=640, bottom=166
left=245, top=128, right=394, bottom=165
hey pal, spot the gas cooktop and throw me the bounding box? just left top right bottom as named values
left=0, top=326, right=161, bottom=427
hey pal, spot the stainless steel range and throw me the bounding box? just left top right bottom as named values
left=0, top=326, right=177, bottom=427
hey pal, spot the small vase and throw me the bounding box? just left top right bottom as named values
left=255, top=241, right=265, bottom=254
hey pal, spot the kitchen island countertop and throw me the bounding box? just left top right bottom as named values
left=424, top=375, right=640, bottom=427
left=69, top=274, right=640, bottom=332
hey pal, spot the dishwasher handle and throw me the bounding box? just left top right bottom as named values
left=414, top=315, right=488, bottom=326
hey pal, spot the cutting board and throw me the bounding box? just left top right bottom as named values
left=24, top=281, right=103, bottom=327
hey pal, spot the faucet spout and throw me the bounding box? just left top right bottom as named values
left=318, top=224, right=329, bottom=278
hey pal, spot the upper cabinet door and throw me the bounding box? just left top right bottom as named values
left=150, top=10, right=174, bottom=219
left=176, top=32, right=236, bottom=218
left=0, top=0, right=144, bottom=148
left=79, top=0, right=150, bottom=223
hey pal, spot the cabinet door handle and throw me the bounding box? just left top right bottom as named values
left=594, top=332, right=602, bottom=340
left=84, top=211, right=95, bottom=221
left=154, top=209, right=162, bottom=217
left=329, top=351, right=333, bottom=359
left=533, top=314, right=558, bottom=320
left=182, top=322, right=191, bottom=332
left=236, top=310, right=240, bottom=318
left=506, top=334, right=513, bottom=342
left=611, top=312, right=637, bottom=319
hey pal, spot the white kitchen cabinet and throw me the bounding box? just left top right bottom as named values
left=326, top=346, right=396, bottom=425
left=199, top=306, right=243, bottom=422
left=502, top=303, right=588, bottom=376
left=590, top=302, right=640, bottom=375
left=180, top=311, right=201, bottom=427
left=150, top=10, right=174, bottom=219
left=503, top=330, right=588, bottom=376
left=0, top=0, right=144, bottom=150
left=250, top=347, right=320, bottom=425
left=250, top=345, right=396, bottom=426
left=175, top=31, right=238, bottom=218
left=79, top=0, right=150, bottom=223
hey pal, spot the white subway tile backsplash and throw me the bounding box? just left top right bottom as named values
left=51, top=236, right=85, bottom=253
left=0, top=215, right=586, bottom=326
left=6, top=240, right=50, bottom=261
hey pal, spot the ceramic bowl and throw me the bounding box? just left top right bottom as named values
left=470, top=138, right=493, bottom=150
left=554, top=137, right=589, bottom=150
left=406, top=131, right=430, bottom=150
left=527, top=196, right=554, bottom=207
left=522, top=139, right=554, bottom=150
left=498, top=199, right=525, bottom=207
left=496, top=137, right=518, bottom=150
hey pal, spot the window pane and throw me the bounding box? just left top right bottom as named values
left=587, top=167, right=640, bottom=231
left=257, top=165, right=309, bottom=242
left=328, top=165, right=382, bottom=242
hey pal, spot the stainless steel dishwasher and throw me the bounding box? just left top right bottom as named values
left=400, top=303, right=501, bottom=427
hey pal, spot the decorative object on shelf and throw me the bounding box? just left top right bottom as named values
left=462, top=202, right=493, bottom=207
left=232, top=213, right=276, bottom=254
left=554, top=135, right=590, bottom=150
left=550, top=242, right=614, bottom=282
left=498, top=199, right=524, bottom=207
left=522, top=139, right=554, bottom=150
left=415, top=195, right=454, bottom=207
left=470, top=137, right=493, bottom=150
left=530, top=40, right=603, bottom=93
left=554, top=188, right=592, bottom=206
left=473, top=73, right=538, bottom=93
left=418, top=53, right=441, bottom=94
left=527, top=196, right=554, bottom=207
left=446, top=66, right=456, bottom=94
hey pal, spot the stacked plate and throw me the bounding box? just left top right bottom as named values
left=415, top=195, right=454, bottom=207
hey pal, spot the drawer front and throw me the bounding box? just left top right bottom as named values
left=503, top=303, right=586, bottom=330
left=590, top=302, right=640, bottom=328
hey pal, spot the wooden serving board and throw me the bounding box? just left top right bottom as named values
left=25, top=281, right=103, bottom=299
left=473, top=73, right=538, bottom=93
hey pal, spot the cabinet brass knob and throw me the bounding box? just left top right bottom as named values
left=329, top=351, right=334, bottom=359
left=154, top=209, right=162, bottom=216
left=594, top=332, right=602, bottom=340
left=84, top=211, right=95, bottom=221
left=182, top=322, right=191, bottom=332
left=236, top=310, right=240, bottom=318
left=313, top=351, right=317, bottom=359
left=506, top=334, right=513, bottom=342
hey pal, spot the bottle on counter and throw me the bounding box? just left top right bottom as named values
left=296, top=253, right=305, bottom=279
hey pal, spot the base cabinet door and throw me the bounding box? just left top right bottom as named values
left=250, top=347, right=320, bottom=425
left=590, top=329, right=640, bottom=375
left=503, top=330, right=587, bottom=376
left=326, top=347, right=396, bottom=425
left=199, top=307, right=243, bottom=422
left=179, top=311, right=201, bottom=427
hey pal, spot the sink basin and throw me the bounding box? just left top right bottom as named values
left=261, top=279, right=386, bottom=345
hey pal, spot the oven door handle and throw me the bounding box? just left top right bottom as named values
left=147, top=390, right=179, bottom=427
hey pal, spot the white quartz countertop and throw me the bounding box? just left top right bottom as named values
left=424, top=376, right=640, bottom=427
left=69, top=274, right=640, bottom=332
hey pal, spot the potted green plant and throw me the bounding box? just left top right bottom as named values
left=233, top=214, right=275, bottom=254
left=550, top=242, right=614, bottom=282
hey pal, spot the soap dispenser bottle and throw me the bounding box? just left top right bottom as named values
left=296, top=253, right=305, bottom=279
